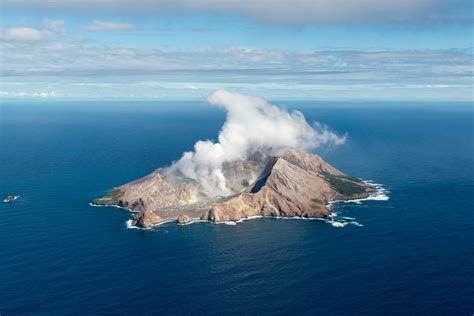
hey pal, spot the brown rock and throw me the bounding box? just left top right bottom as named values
left=131, top=210, right=161, bottom=228
left=177, top=214, right=191, bottom=224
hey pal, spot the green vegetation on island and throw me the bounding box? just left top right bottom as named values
left=319, top=169, right=366, bottom=196
left=92, top=190, right=121, bottom=206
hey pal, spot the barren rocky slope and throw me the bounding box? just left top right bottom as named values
left=92, top=149, right=375, bottom=228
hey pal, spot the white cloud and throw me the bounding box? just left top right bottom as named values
left=169, top=90, right=345, bottom=196
left=0, top=90, right=57, bottom=97
left=83, top=20, right=135, bottom=31
left=2, top=19, right=65, bottom=42
left=1, top=39, right=470, bottom=84
left=1, top=0, right=470, bottom=25
left=2, top=27, right=51, bottom=42
left=0, top=21, right=471, bottom=101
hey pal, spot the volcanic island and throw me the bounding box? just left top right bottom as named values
left=92, top=149, right=375, bottom=228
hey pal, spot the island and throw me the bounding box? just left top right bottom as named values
left=92, top=149, right=375, bottom=228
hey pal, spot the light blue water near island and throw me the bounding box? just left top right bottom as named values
left=0, top=101, right=473, bottom=315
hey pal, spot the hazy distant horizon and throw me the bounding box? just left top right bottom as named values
left=1, top=0, right=472, bottom=102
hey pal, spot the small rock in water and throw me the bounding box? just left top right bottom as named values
left=4, top=195, right=19, bottom=203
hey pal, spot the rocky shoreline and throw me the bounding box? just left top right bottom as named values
left=92, top=149, right=376, bottom=228
left=93, top=186, right=384, bottom=229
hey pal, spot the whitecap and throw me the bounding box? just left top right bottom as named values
left=125, top=220, right=140, bottom=229
left=330, top=221, right=347, bottom=228
left=89, top=202, right=139, bottom=212
left=215, top=221, right=237, bottom=225
left=152, top=220, right=176, bottom=227
left=328, top=180, right=390, bottom=206
left=236, top=216, right=263, bottom=223
left=179, top=219, right=209, bottom=225
left=216, top=215, right=327, bottom=226
left=246, top=215, right=264, bottom=220
left=341, top=216, right=356, bottom=220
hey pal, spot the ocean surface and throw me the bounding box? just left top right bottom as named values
left=0, top=100, right=473, bottom=315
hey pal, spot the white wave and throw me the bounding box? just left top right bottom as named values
left=89, top=202, right=140, bottom=212
left=126, top=214, right=346, bottom=229
left=236, top=215, right=263, bottom=223
left=325, top=180, right=390, bottom=228
left=214, top=215, right=328, bottom=226
left=276, top=216, right=302, bottom=220
left=247, top=215, right=264, bottom=219
left=126, top=218, right=178, bottom=230
left=328, top=180, right=390, bottom=206
left=364, top=192, right=390, bottom=201
left=152, top=219, right=176, bottom=227
left=330, top=221, right=347, bottom=228
left=273, top=216, right=324, bottom=221
left=179, top=219, right=209, bottom=225
left=215, top=220, right=237, bottom=225
left=125, top=220, right=140, bottom=229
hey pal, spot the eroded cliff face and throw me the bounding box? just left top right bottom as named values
left=92, top=149, right=374, bottom=228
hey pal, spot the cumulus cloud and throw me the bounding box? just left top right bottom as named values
left=2, top=27, right=47, bottom=41
left=2, top=19, right=65, bottom=42
left=1, top=0, right=471, bottom=25
left=169, top=90, right=345, bottom=196
left=83, top=20, right=135, bottom=31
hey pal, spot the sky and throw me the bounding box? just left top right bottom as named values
left=0, top=0, right=472, bottom=101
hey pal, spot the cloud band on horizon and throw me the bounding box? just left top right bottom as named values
left=2, top=0, right=472, bottom=25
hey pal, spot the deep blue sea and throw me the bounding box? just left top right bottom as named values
left=1, top=101, right=473, bottom=315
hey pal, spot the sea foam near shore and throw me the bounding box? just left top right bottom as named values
left=325, top=180, right=389, bottom=227
left=328, top=180, right=389, bottom=207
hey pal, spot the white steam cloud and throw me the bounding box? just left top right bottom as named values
left=170, top=90, right=346, bottom=196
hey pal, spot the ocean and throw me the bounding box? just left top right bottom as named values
left=1, top=100, right=473, bottom=314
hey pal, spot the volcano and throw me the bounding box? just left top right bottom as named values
left=92, top=149, right=375, bottom=228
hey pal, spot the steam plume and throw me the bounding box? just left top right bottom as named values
left=170, top=90, right=345, bottom=196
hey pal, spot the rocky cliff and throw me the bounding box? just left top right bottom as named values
left=92, top=149, right=375, bottom=228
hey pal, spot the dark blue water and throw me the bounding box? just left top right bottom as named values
left=1, top=101, right=473, bottom=315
